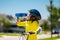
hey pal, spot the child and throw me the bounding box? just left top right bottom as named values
left=17, top=9, right=41, bottom=40
left=26, top=9, right=41, bottom=40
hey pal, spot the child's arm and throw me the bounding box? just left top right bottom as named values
left=17, top=20, right=27, bottom=27
left=35, top=27, right=42, bottom=34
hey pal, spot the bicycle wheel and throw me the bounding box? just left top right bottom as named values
left=19, top=34, right=26, bottom=40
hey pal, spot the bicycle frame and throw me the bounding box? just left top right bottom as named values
left=18, top=33, right=29, bottom=40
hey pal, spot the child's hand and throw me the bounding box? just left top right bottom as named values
left=19, top=17, right=26, bottom=22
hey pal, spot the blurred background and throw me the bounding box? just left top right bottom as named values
left=0, top=0, right=60, bottom=40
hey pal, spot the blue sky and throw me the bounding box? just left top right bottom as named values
left=0, top=0, right=60, bottom=19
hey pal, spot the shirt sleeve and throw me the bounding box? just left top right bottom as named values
left=17, top=20, right=27, bottom=27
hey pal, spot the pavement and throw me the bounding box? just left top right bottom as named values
left=0, top=34, right=60, bottom=40
left=37, top=34, right=60, bottom=39
left=0, top=35, right=19, bottom=40
left=56, top=39, right=60, bottom=40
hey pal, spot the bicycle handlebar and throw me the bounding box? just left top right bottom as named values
left=21, top=32, right=35, bottom=35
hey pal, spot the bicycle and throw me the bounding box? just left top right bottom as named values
left=18, top=32, right=35, bottom=40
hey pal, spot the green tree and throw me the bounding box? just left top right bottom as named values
left=42, top=21, right=49, bottom=31
left=47, top=6, right=60, bottom=28
left=58, top=8, right=60, bottom=17
left=0, top=18, right=11, bottom=32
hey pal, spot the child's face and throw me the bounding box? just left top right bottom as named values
left=27, top=14, right=31, bottom=20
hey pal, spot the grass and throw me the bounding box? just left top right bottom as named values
left=0, top=33, right=21, bottom=37
left=0, top=35, right=2, bottom=37
left=0, top=30, right=51, bottom=36
left=39, top=37, right=60, bottom=40
left=39, top=30, right=51, bottom=35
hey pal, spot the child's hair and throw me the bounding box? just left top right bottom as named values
left=29, top=14, right=39, bottom=22
left=29, top=9, right=41, bottom=23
